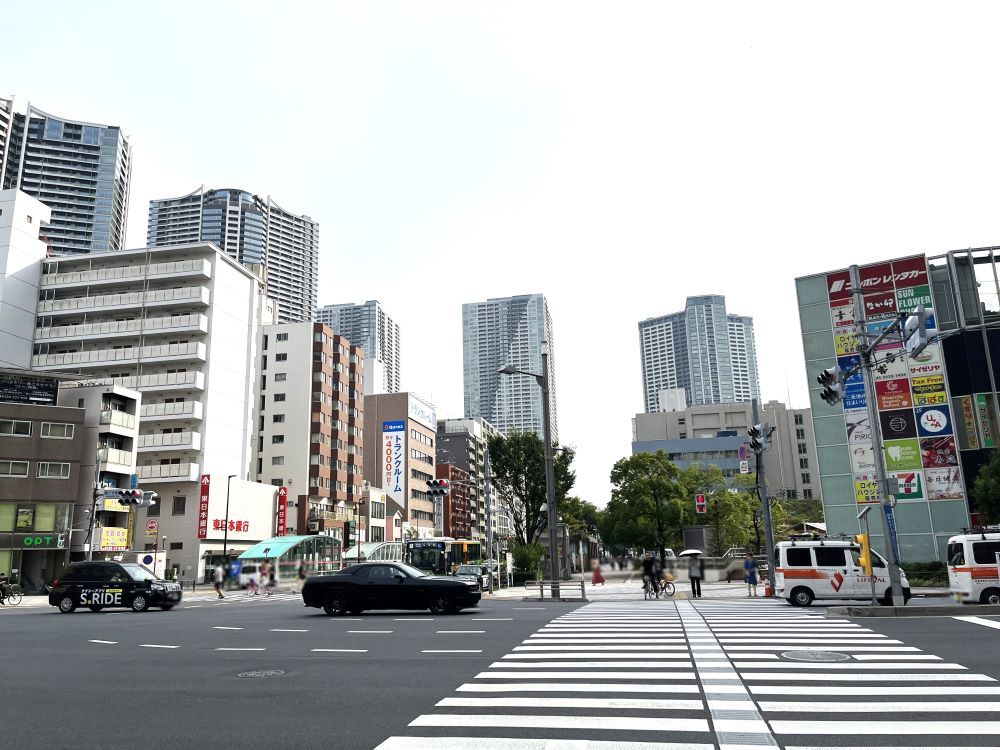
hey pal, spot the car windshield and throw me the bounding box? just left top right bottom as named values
left=394, top=563, right=428, bottom=578
left=456, top=566, right=479, bottom=574
left=119, top=563, right=157, bottom=581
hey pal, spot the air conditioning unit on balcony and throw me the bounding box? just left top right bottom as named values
left=309, top=521, right=319, bottom=532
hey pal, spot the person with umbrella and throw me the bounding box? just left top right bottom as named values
left=681, top=549, right=704, bottom=598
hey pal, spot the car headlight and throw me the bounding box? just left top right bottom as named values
left=151, top=583, right=165, bottom=591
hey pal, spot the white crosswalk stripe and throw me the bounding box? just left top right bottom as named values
left=374, top=598, right=1000, bottom=749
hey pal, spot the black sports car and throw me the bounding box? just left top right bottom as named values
left=301, top=561, right=481, bottom=615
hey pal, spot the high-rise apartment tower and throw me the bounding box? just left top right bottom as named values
left=462, top=293, right=558, bottom=442
left=316, top=300, right=400, bottom=394
left=639, top=295, right=760, bottom=411
left=148, top=186, right=318, bottom=323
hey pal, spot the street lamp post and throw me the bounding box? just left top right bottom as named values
left=222, top=474, right=236, bottom=586
left=500, top=345, right=560, bottom=599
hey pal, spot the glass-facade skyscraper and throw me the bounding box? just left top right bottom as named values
left=0, top=100, right=131, bottom=256
left=639, top=295, right=760, bottom=411
left=462, top=293, right=558, bottom=442
left=315, top=300, right=400, bottom=394
left=148, top=186, right=318, bottom=323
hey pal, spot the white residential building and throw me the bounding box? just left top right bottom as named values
left=0, top=189, right=50, bottom=369
left=316, top=300, right=400, bottom=394
left=31, top=242, right=272, bottom=578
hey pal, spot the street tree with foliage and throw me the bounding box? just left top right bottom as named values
left=972, top=449, right=1000, bottom=524
left=603, top=451, right=685, bottom=561
left=559, top=496, right=603, bottom=536
left=487, top=431, right=576, bottom=547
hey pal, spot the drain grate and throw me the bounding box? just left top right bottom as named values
left=780, top=650, right=851, bottom=662
left=237, top=669, right=286, bottom=679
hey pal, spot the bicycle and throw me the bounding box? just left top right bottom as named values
left=642, top=575, right=658, bottom=600
left=3, top=584, right=23, bottom=606
left=658, top=578, right=676, bottom=598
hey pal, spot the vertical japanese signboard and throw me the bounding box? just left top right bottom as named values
left=198, top=474, right=211, bottom=539
left=276, top=487, right=288, bottom=536
left=382, top=421, right=405, bottom=507
left=826, top=255, right=965, bottom=505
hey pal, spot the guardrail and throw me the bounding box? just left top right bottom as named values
left=524, top=579, right=588, bottom=601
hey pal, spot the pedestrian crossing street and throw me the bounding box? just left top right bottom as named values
left=375, top=599, right=1000, bottom=749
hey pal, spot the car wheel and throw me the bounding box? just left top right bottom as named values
left=981, top=587, right=1000, bottom=605
left=58, top=595, right=76, bottom=614
left=790, top=587, right=814, bottom=607
left=429, top=593, right=452, bottom=614
left=323, top=591, right=350, bottom=617
left=88, top=605, right=103, bottom=613
left=131, top=594, right=150, bottom=612
left=880, top=589, right=893, bottom=606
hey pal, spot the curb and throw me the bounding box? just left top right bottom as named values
left=827, top=603, right=1000, bottom=617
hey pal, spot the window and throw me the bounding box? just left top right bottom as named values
left=172, top=496, right=186, bottom=515
left=275, top=353, right=288, bottom=362
left=169, top=542, right=183, bottom=550
left=37, top=462, right=70, bottom=479
left=273, top=414, right=285, bottom=423
left=0, top=461, right=29, bottom=477
left=801, top=472, right=811, bottom=484
left=41, top=422, right=75, bottom=439
left=948, top=543, right=965, bottom=566
left=274, top=373, right=287, bottom=382
left=147, top=501, right=160, bottom=517
left=274, top=393, right=286, bottom=402
left=794, top=414, right=804, bottom=426
left=797, top=443, right=808, bottom=455
left=785, top=548, right=812, bottom=567
left=973, top=541, right=1000, bottom=565
left=814, top=547, right=846, bottom=566
left=272, top=435, right=285, bottom=444
left=802, top=489, right=813, bottom=500
left=272, top=456, right=284, bottom=465
left=796, top=428, right=806, bottom=440
left=271, top=479, right=284, bottom=487
left=799, top=458, right=809, bottom=469
left=0, top=420, right=32, bottom=437
left=276, top=333, right=288, bottom=342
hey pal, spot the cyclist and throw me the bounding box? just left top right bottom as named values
left=0, top=572, right=8, bottom=605
left=640, top=554, right=657, bottom=598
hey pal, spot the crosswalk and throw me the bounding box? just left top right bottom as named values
left=181, top=590, right=300, bottom=605
left=375, top=598, right=1000, bottom=749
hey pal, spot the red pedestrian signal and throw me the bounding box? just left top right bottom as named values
left=695, top=494, right=707, bottom=514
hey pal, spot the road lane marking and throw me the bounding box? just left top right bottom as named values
left=312, top=648, right=368, bottom=653
left=88, top=640, right=117, bottom=645
left=759, top=700, right=1000, bottom=712
left=772, top=720, right=1000, bottom=734
left=409, top=714, right=708, bottom=732
left=492, top=661, right=693, bottom=669
left=183, top=605, right=202, bottom=609
left=745, top=673, right=994, bottom=681
left=437, top=696, right=704, bottom=710
left=349, top=630, right=393, bottom=633
left=422, top=650, right=483, bottom=653
left=437, top=630, right=485, bottom=634
left=215, top=648, right=266, bottom=651
left=750, top=684, right=1000, bottom=695
left=139, top=644, right=179, bottom=649
left=456, top=682, right=703, bottom=693
left=953, top=615, right=1000, bottom=630
left=503, top=652, right=692, bottom=660
left=213, top=626, right=243, bottom=630
left=375, top=738, right=714, bottom=750
left=394, top=618, right=434, bottom=621
left=735, top=661, right=964, bottom=670
left=470, top=618, right=513, bottom=621
left=270, top=629, right=308, bottom=632
left=476, top=671, right=697, bottom=680
left=515, top=644, right=689, bottom=651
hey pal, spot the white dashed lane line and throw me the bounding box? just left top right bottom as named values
left=270, top=628, right=308, bottom=632
left=215, top=647, right=266, bottom=652
left=213, top=626, right=242, bottom=630
left=953, top=615, right=1000, bottom=631
left=437, top=630, right=485, bottom=634
left=312, top=648, right=368, bottom=653
left=88, top=640, right=117, bottom=645
left=140, top=644, right=179, bottom=649
left=349, top=630, right=393, bottom=634
left=423, top=650, right=484, bottom=654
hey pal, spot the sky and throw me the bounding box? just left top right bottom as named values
left=5, top=2, right=1000, bottom=507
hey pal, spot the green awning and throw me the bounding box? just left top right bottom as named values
left=237, top=535, right=316, bottom=560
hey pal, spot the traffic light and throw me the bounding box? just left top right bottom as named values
left=817, top=366, right=844, bottom=406
left=695, top=494, right=707, bottom=514
left=748, top=424, right=764, bottom=453
left=110, top=488, right=158, bottom=507
left=855, top=533, right=873, bottom=576
left=426, top=479, right=450, bottom=496
left=903, top=306, right=935, bottom=358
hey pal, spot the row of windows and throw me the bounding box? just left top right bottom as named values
left=0, top=461, right=72, bottom=479
left=146, top=496, right=186, bottom=516
left=0, top=420, right=76, bottom=439
left=410, top=429, right=433, bottom=447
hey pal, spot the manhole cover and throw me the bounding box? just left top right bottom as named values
left=780, top=650, right=851, bottom=662
left=237, top=669, right=286, bottom=679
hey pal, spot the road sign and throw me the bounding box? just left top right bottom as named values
left=739, top=460, right=750, bottom=474
left=130, top=473, right=138, bottom=489
left=229, top=559, right=242, bottom=578
left=145, top=519, right=159, bottom=539
left=738, top=444, right=748, bottom=461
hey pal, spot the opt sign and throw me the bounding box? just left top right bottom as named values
left=145, top=519, right=159, bottom=539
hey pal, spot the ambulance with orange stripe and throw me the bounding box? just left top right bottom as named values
left=773, top=537, right=910, bottom=606
left=947, top=528, right=1000, bottom=605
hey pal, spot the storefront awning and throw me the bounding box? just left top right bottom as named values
left=237, top=535, right=314, bottom=560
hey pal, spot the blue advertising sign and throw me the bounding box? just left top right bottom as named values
left=382, top=420, right=405, bottom=432
left=130, top=473, right=139, bottom=489
left=882, top=504, right=900, bottom=562
left=843, top=382, right=867, bottom=410
left=229, top=559, right=242, bottom=578
left=837, top=354, right=863, bottom=384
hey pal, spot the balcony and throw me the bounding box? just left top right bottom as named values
left=36, top=285, right=211, bottom=315
left=100, top=410, right=136, bottom=430
left=98, top=447, right=134, bottom=471
left=32, top=342, right=207, bottom=371
left=137, top=431, right=202, bottom=452
left=34, top=313, right=209, bottom=343
left=136, top=462, right=200, bottom=483
left=40, top=259, right=212, bottom=289
left=309, top=508, right=352, bottom=522
left=113, top=371, right=205, bottom=392
left=139, top=401, right=203, bottom=421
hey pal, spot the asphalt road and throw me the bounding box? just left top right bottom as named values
left=0, top=592, right=582, bottom=750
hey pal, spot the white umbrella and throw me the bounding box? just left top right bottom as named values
left=678, top=549, right=703, bottom=557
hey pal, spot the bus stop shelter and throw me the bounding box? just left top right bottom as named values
left=237, top=535, right=341, bottom=583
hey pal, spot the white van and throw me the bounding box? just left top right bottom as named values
left=947, top=528, right=1000, bottom=605
left=774, top=538, right=911, bottom=606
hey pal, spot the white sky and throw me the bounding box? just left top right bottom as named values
left=5, top=2, right=1000, bottom=506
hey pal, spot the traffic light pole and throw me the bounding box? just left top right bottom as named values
left=850, top=264, right=906, bottom=607
left=751, top=400, right=777, bottom=596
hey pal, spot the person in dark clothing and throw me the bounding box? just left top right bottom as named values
left=640, top=554, right=657, bottom=597
left=688, top=554, right=704, bottom=598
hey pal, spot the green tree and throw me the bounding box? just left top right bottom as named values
left=972, top=448, right=1000, bottom=523
left=606, top=451, right=683, bottom=561
left=559, top=496, right=603, bottom=536
left=488, top=431, right=576, bottom=546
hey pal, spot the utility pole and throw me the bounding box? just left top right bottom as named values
left=750, top=399, right=777, bottom=596
left=850, top=264, right=906, bottom=606
left=484, top=448, right=495, bottom=594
